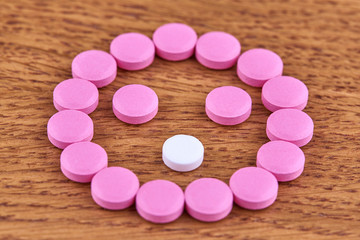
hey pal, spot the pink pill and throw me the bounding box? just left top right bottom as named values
left=113, top=84, right=158, bottom=124
left=53, top=78, right=99, bottom=114
left=262, top=76, right=309, bottom=112
left=72, top=50, right=117, bottom=88
left=257, top=141, right=305, bottom=182
left=237, top=48, right=283, bottom=87
left=205, top=86, right=252, bottom=125
left=91, top=167, right=139, bottom=210
left=47, top=110, right=94, bottom=149
left=60, top=142, right=108, bottom=183
left=185, top=178, right=233, bottom=222
left=110, top=33, right=155, bottom=70
left=266, top=109, right=314, bottom=147
left=153, top=23, right=197, bottom=61
left=136, top=180, right=184, bottom=223
left=196, top=31, right=241, bottom=70
left=230, top=167, right=278, bottom=210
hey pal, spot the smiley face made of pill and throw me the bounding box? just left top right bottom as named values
left=47, top=22, right=314, bottom=224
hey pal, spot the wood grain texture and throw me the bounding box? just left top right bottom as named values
left=0, top=0, right=359, bottom=239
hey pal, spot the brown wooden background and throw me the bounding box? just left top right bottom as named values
left=1, top=0, right=359, bottom=239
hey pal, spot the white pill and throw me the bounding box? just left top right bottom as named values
left=162, top=135, right=204, bottom=172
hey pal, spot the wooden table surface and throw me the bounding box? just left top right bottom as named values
left=1, top=0, right=359, bottom=239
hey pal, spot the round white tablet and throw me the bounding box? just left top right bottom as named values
left=162, top=135, right=204, bottom=172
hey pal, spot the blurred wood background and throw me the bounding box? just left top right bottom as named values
left=0, top=0, right=359, bottom=239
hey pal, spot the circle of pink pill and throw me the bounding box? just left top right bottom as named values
left=47, top=22, right=314, bottom=223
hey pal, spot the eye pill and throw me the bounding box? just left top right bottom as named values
left=196, top=31, right=241, bottom=70
left=162, top=134, right=204, bottom=172
left=230, top=167, right=278, bottom=210
left=47, top=110, right=94, bottom=149
left=205, top=86, right=252, bottom=125
left=237, top=48, right=283, bottom=87
left=262, top=76, right=308, bottom=112
left=153, top=23, right=197, bottom=61
left=60, top=142, right=108, bottom=183
left=110, top=32, right=155, bottom=70
left=112, top=84, right=158, bottom=124
left=53, top=78, right=99, bottom=114
left=185, top=178, right=233, bottom=222
left=257, top=141, right=305, bottom=181
left=72, top=50, right=117, bottom=88
left=266, top=109, right=314, bottom=147
left=91, top=167, right=139, bottom=210
left=136, top=180, right=184, bottom=223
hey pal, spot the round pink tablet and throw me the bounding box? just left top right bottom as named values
left=91, top=167, right=139, bottom=210
left=60, top=142, right=108, bottom=183
left=110, top=33, right=155, bottom=70
left=136, top=180, right=184, bottom=223
left=205, top=86, right=252, bottom=125
left=237, top=48, right=283, bottom=87
left=72, top=50, right=117, bottom=88
left=153, top=23, right=197, bottom=61
left=113, top=84, right=158, bottom=124
left=47, top=110, right=94, bottom=149
left=266, top=109, right=314, bottom=147
left=230, top=167, right=278, bottom=210
left=185, top=178, right=233, bottom=222
left=196, top=31, right=241, bottom=70
left=257, top=141, right=305, bottom=181
left=53, top=78, right=99, bottom=114
left=262, top=76, right=309, bottom=112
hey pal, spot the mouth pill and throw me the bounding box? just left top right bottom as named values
left=162, top=134, right=204, bottom=172
left=60, top=142, right=108, bottom=183
left=195, top=31, right=241, bottom=70
left=153, top=23, right=197, bottom=61
left=185, top=178, right=233, bottom=222
left=136, top=180, right=184, bottom=223
left=229, top=167, right=278, bottom=210
left=110, top=32, right=155, bottom=71
left=256, top=141, right=305, bottom=182
left=237, top=48, right=283, bottom=87
left=53, top=78, right=99, bottom=114
left=205, top=86, right=252, bottom=125
left=47, top=110, right=94, bottom=149
left=91, top=167, right=139, bottom=210
left=266, top=109, right=314, bottom=147
left=262, top=76, right=308, bottom=112
left=72, top=50, right=117, bottom=88
left=112, top=84, right=158, bottom=124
